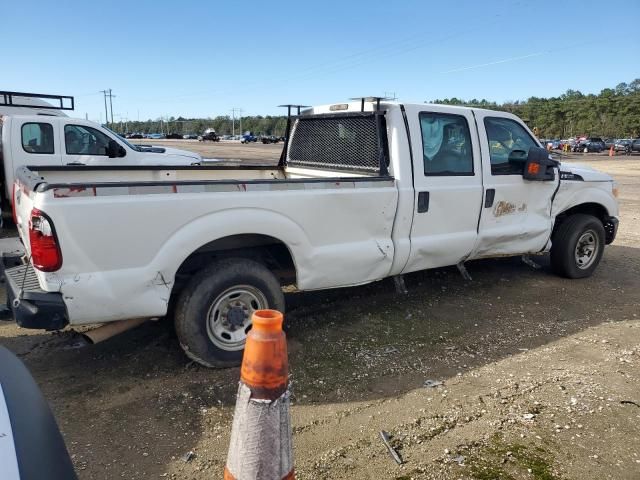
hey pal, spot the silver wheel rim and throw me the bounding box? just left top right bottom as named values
left=574, top=229, right=599, bottom=270
left=206, top=286, right=268, bottom=351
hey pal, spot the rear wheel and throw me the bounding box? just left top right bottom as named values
left=550, top=214, right=605, bottom=279
left=174, top=258, right=285, bottom=367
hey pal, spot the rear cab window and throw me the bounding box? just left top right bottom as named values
left=21, top=122, right=55, bottom=154
left=420, top=112, right=474, bottom=176
left=484, top=117, right=538, bottom=175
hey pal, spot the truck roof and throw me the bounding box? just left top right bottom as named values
left=306, top=101, right=514, bottom=118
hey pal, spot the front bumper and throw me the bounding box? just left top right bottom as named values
left=604, top=216, right=619, bottom=245
left=0, top=253, right=68, bottom=330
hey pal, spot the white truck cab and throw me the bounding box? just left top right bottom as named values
left=0, top=91, right=202, bottom=204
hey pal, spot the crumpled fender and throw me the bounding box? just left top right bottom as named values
left=552, top=183, right=618, bottom=218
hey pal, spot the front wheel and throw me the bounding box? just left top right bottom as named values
left=550, top=214, right=605, bottom=279
left=174, top=258, right=285, bottom=367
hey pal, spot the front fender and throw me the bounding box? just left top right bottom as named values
left=553, top=183, right=618, bottom=218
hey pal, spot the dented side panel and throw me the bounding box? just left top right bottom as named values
left=30, top=179, right=398, bottom=325
left=470, top=109, right=559, bottom=259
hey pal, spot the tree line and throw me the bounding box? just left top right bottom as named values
left=109, top=115, right=289, bottom=137
left=109, top=79, right=640, bottom=139
left=429, top=79, right=640, bottom=139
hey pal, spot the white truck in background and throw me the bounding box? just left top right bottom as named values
left=2, top=98, right=619, bottom=367
left=0, top=91, right=202, bottom=206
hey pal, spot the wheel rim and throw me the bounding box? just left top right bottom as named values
left=206, top=286, right=268, bottom=351
left=574, top=229, right=599, bottom=270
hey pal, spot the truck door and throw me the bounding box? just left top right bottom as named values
left=470, top=111, right=559, bottom=258
left=12, top=118, right=63, bottom=168
left=59, top=122, right=114, bottom=165
left=402, top=105, right=483, bottom=273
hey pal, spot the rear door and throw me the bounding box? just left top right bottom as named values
left=402, top=105, right=483, bottom=273
left=470, top=111, right=559, bottom=258
left=12, top=118, right=62, bottom=168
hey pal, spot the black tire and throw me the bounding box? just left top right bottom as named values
left=550, top=214, right=605, bottom=279
left=174, top=258, right=285, bottom=367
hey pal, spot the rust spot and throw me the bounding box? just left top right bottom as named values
left=494, top=201, right=516, bottom=217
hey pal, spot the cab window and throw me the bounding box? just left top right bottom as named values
left=21, top=122, right=54, bottom=154
left=419, top=112, right=473, bottom=176
left=484, top=117, right=538, bottom=175
left=64, top=125, right=111, bottom=155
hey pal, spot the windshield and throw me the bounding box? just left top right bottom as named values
left=102, top=126, right=142, bottom=151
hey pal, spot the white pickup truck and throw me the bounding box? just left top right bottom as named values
left=0, top=91, right=202, bottom=206
left=2, top=99, right=618, bottom=367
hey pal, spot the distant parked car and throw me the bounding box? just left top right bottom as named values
left=546, top=139, right=561, bottom=150
left=577, top=137, right=605, bottom=153
left=241, top=134, right=257, bottom=144
left=631, top=139, right=640, bottom=153
left=199, top=131, right=220, bottom=142
left=148, top=133, right=166, bottom=140
left=614, top=139, right=631, bottom=152
left=261, top=135, right=280, bottom=144
left=604, top=138, right=616, bottom=149
left=182, top=134, right=198, bottom=139
left=166, top=133, right=183, bottom=139
left=127, top=133, right=143, bottom=139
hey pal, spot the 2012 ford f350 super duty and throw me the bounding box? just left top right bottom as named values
left=2, top=99, right=619, bottom=367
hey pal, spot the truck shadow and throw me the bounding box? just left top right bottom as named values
left=0, top=244, right=637, bottom=479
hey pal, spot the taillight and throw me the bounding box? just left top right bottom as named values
left=29, top=208, right=62, bottom=272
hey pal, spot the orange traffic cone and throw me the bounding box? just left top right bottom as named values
left=609, top=145, right=614, bottom=157
left=224, top=310, right=294, bottom=480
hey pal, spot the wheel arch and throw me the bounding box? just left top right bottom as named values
left=150, top=208, right=307, bottom=299
left=553, top=201, right=616, bottom=244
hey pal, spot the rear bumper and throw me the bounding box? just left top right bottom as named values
left=604, top=216, right=619, bottom=244
left=0, top=253, right=68, bottom=330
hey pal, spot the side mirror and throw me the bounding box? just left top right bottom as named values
left=523, top=146, right=558, bottom=181
left=107, top=140, right=126, bottom=158
left=507, top=149, right=528, bottom=173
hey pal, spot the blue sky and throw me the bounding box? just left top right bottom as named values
left=3, top=0, right=639, bottom=122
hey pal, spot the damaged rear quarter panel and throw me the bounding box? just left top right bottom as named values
left=34, top=178, right=398, bottom=325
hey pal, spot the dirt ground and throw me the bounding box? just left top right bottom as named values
left=1, top=146, right=639, bottom=480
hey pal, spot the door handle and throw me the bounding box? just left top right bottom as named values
left=66, top=162, right=85, bottom=166
left=417, top=191, right=429, bottom=213
left=484, top=188, right=495, bottom=208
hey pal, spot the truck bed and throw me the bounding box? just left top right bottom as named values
left=14, top=164, right=398, bottom=325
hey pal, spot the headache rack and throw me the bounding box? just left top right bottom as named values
left=0, top=90, right=74, bottom=110
left=278, top=97, right=391, bottom=176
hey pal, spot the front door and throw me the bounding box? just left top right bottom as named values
left=59, top=123, right=113, bottom=165
left=470, top=111, right=559, bottom=259
left=402, top=105, right=484, bottom=273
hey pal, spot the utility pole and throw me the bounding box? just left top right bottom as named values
left=108, top=89, right=115, bottom=127
left=100, top=90, right=109, bottom=126
left=230, top=108, right=243, bottom=136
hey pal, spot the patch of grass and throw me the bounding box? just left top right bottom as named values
left=467, top=434, right=561, bottom=480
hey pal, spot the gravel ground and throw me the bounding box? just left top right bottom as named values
left=0, top=148, right=638, bottom=480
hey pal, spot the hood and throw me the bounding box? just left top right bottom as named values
left=559, top=162, right=612, bottom=182
left=156, top=146, right=201, bottom=160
